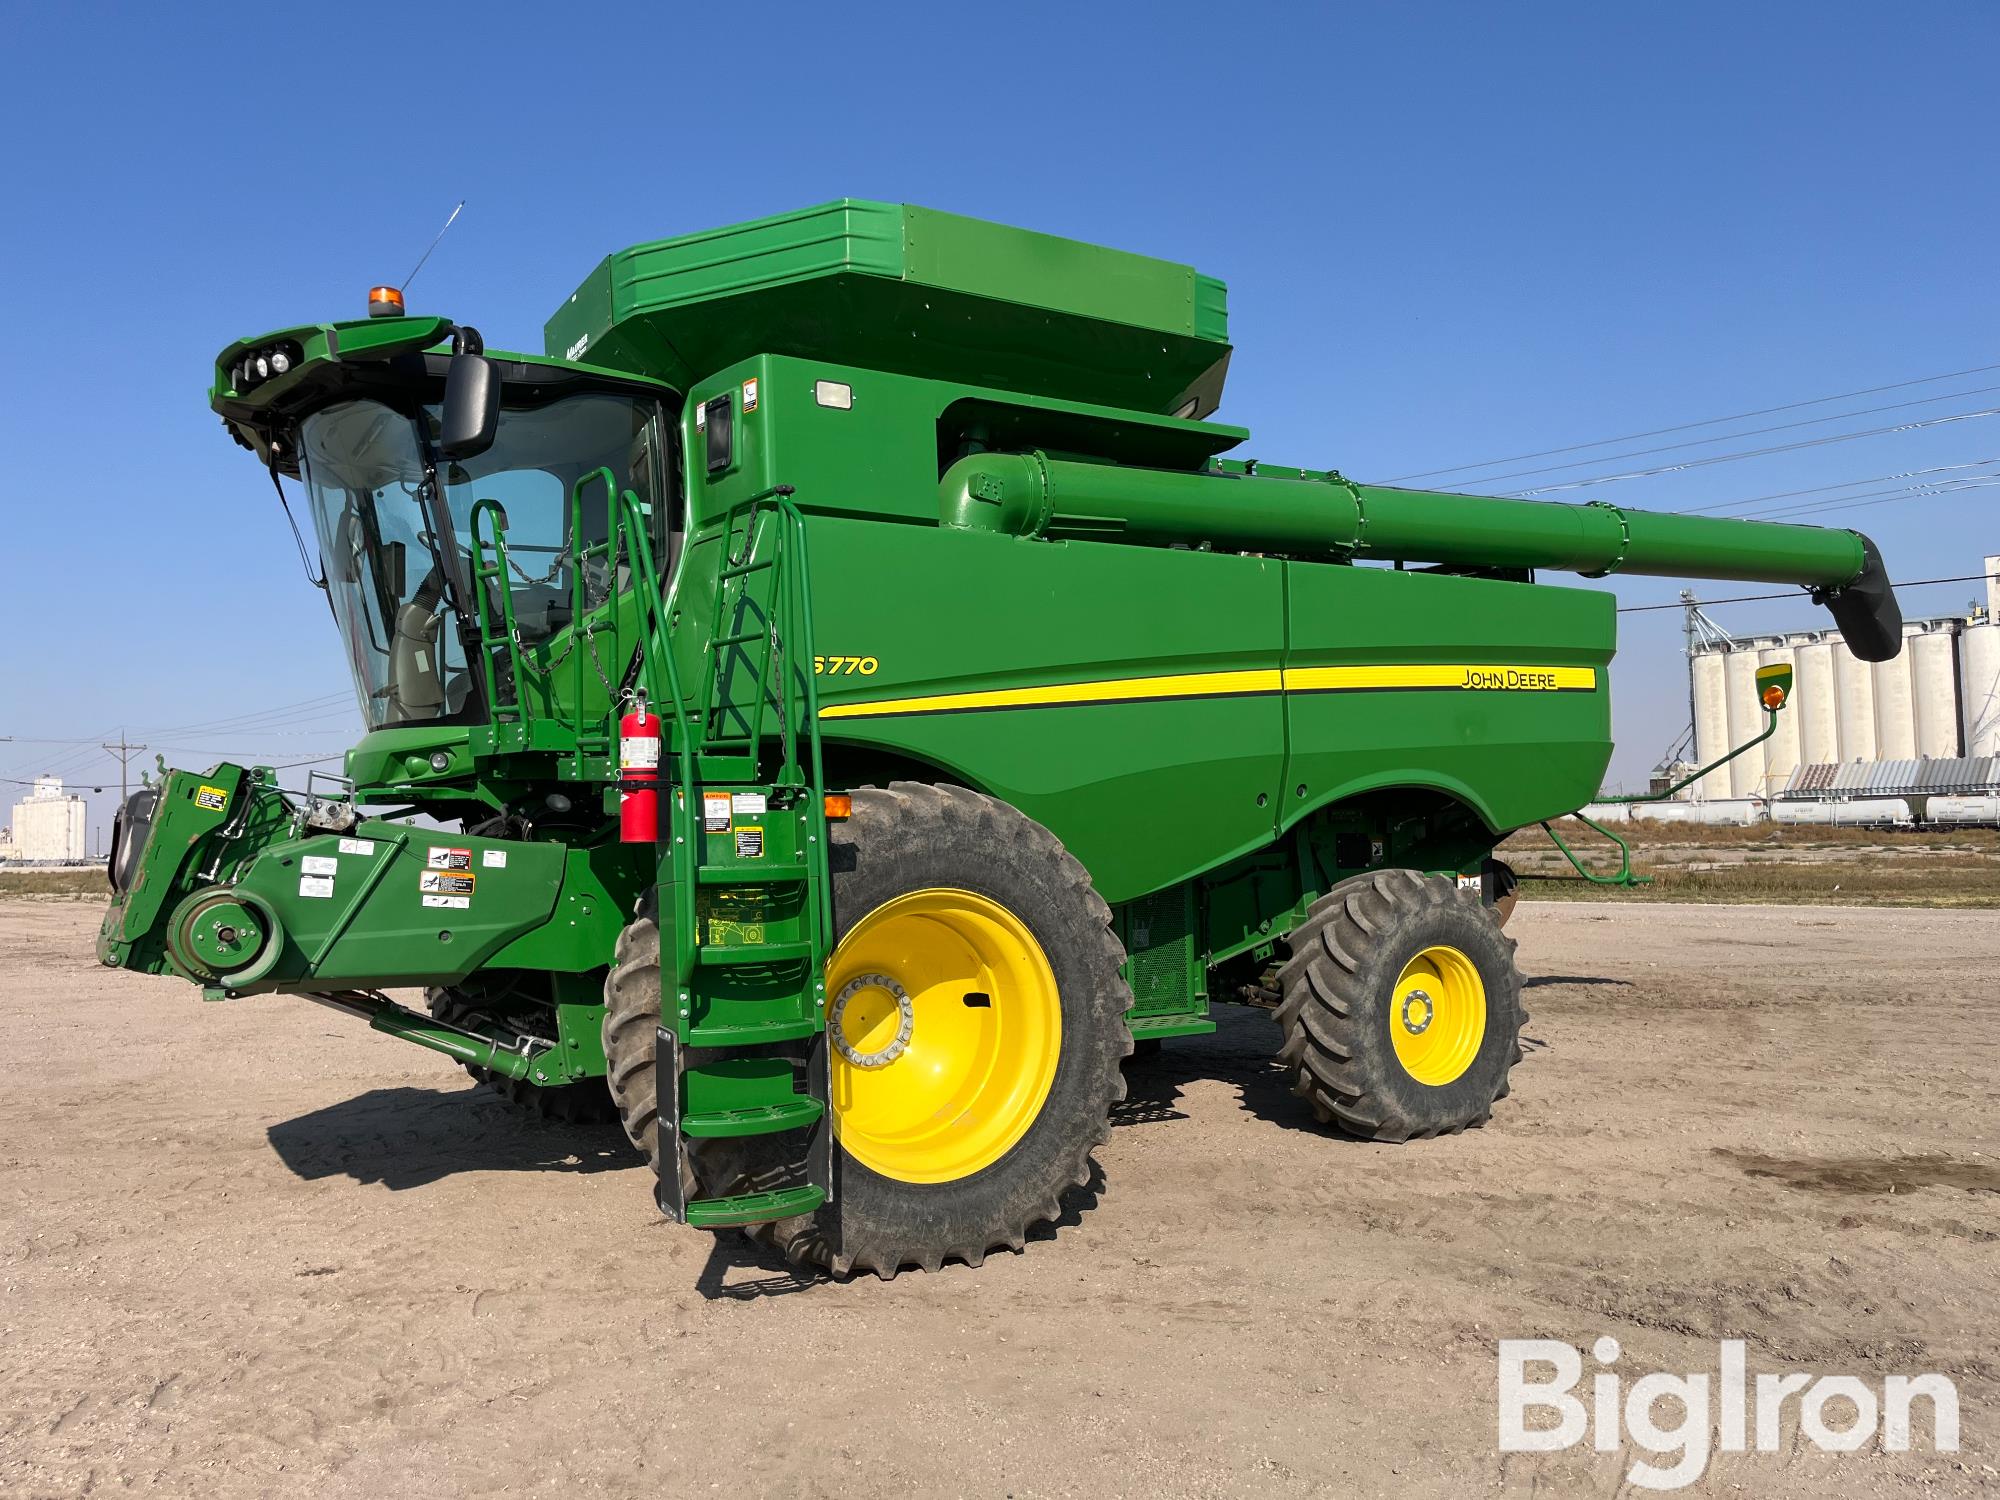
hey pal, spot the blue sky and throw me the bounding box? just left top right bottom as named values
left=2, top=2, right=1994, bottom=846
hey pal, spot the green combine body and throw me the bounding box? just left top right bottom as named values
left=99, top=201, right=1902, bottom=1276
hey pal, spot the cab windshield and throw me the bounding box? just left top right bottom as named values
left=299, top=391, right=671, bottom=731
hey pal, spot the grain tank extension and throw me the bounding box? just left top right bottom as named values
left=99, top=201, right=1901, bottom=1278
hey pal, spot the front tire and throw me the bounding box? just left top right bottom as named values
left=1274, top=870, right=1524, bottom=1141
left=719, top=783, right=1133, bottom=1278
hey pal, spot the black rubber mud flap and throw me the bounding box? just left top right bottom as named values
left=654, top=1025, right=686, bottom=1222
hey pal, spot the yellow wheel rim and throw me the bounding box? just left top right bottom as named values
left=1389, top=944, right=1487, bottom=1086
left=825, top=888, right=1061, bottom=1184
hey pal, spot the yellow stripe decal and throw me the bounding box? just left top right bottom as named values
left=816, top=669, right=1282, bottom=720
left=818, top=664, right=1596, bottom=720
left=1284, top=664, right=1597, bottom=693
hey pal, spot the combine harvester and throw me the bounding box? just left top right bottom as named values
left=99, top=203, right=1904, bottom=1276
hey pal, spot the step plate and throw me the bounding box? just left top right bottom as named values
left=685, top=1185, right=826, bottom=1229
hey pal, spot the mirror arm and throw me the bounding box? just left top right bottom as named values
left=449, top=323, right=485, bottom=357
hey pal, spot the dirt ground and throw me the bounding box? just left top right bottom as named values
left=2, top=900, right=1994, bottom=1497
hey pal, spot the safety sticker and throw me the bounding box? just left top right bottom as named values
left=426, top=847, right=473, bottom=872
left=195, top=784, right=229, bottom=812
left=731, top=791, right=767, bottom=817
left=1457, top=874, right=1482, bottom=892
left=301, top=855, right=339, bottom=876
left=338, top=837, right=375, bottom=856
left=299, top=874, right=335, bottom=899
left=422, top=894, right=471, bottom=910
left=707, top=916, right=768, bottom=945
left=703, top=791, right=732, bottom=833
left=481, top=849, right=508, bottom=869
left=420, top=870, right=476, bottom=898
left=735, top=826, right=764, bottom=859
left=741, top=377, right=759, bottom=412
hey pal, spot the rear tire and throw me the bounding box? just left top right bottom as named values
left=711, top=783, right=1132, bottom=1278
left=1274, top=869, right=1524, bottom=1141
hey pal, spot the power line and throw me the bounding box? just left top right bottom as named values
left=1670, top=459, right=2000, bottom=517
left=1443, top=383, right=2000, bottom=492
left=1386, top=360, right=2000, bottom=483
left=1501, top=406, right=2000, bottom=497
left=100, top=732, right=148, bottom=815
left=129, top=690, right=354, bottom=740
left=1615, top=571, right=1997, bottom=614
left=1726, top=476, right=1999, bottom=524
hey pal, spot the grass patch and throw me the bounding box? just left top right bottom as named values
left=0, top=870, right=109, bottom=901
left=1504, top=822, right=2000, bottom=907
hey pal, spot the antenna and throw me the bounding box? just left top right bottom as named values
left=401, top=200, right=466, bottom=293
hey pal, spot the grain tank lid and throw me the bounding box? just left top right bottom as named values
left=543, top=200, right=1233, bottom=418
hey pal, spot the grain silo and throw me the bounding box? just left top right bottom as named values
left=1911, top=626, right=1962, bottom=759
left=1965, top=616, right=2000, bottom=758
left=1757, top=640, right=1801, bottom=792
left=1723, top=646, right=1767, bottom=797
left=1871, top=626, right=1921, bottom=760
left=1690, top=648, right=1732, bottom=800
left=1795, top=634, right=1839, bottom=764
left=1833, top=640, right=1879, bottom=762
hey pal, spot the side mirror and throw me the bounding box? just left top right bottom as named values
left=440, top=346, right=500, bottom=461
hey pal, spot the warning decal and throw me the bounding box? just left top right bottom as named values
left=426, top=847, right=473, bottom=872
left=420, top=871, right=476, bottom=898
left=702, top=792, right=732, bottom=833
left=195, top=785, right=229, bottom=812
left=734, top=826, right=764, bottom=859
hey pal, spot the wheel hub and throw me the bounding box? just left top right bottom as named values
left=823, top=888, right=1062, bottom=1185
left=1389, top=944, right=1487, bottom=1087
left=830, top=972, right=915, bottom=1069
left=1400, top=988, right=1434, bottom=1035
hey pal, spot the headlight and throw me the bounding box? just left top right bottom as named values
left=233, top=340, right=304, bottom=392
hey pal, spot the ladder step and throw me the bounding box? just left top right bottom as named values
left=682, top=1097, right=823, bottom=1138
left=696, top=862, right=809, bottom=886
left=685, top=1185, right=826, bottom=1228
left=697, top=940, right=816, bottom=966
left=686, top=1017, right=821, bottom=1047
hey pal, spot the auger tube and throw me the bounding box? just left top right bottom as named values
left=938, top=453, right=1904, bottom=659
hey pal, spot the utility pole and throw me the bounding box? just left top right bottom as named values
left=101, top=731, right=149, bottom=815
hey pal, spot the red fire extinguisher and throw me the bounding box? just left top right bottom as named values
left=619, top=692, right=663, bottom=843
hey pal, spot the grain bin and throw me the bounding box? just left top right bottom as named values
left=1911, top=626, right=1962, bottom=759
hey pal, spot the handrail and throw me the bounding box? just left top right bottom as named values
left=1538, top=812, right=1650, bottom=887
left=468, top=499, right=527, bottom=726
left=1540, top=703, right=1783, bottom=886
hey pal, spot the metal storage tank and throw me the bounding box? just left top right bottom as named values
left=1690, top=648, right=1732, bottom=801
left=1963, top=619, right=2000, bottom=758
left=1872, top=628, right=1920, bottom=761
left=1758, top=642, right=1800, bottom=791
left=1833, top=639, right=1879, bottom=762
left=1911, top=626, right=1961, bottom=759
left=1928, top=793, right=2000, bottom=825
left=1835, top=797, right=1915, bottom=827
left=1693, top=798, right=1763, bottom=826
left=1724, top=647, right=1766, bottom=797
left=1795, top=634, right=1839, bottom=766
left=1641, top=800, right=1696, bottom=824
